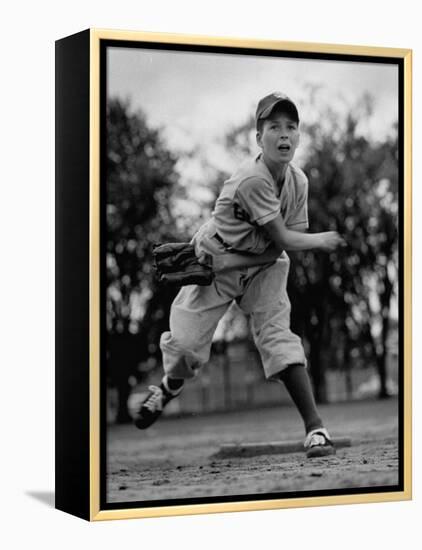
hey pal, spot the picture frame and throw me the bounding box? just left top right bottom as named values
left=55, top=28, right=412, bottom=521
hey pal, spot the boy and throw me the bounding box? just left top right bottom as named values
left=134, top=92, right=344, bottom=458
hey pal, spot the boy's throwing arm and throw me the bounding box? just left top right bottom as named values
left=263, top=214, right=344, bottom=253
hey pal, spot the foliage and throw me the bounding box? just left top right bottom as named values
left=294, top=107, right=398, bottom=400
left=106, top=98, right=182, bottom=334
left=106, top=99, right=182, bottom=420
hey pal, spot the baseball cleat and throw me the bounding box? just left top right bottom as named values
left=304, top=428, right=336, bottom=458
left=134, top=378, right=182, bottom=430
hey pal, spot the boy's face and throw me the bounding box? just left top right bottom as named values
left=256, top=112, right=300, bottom=168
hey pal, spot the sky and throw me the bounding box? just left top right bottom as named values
left=107, top=45, right=399, bottom=156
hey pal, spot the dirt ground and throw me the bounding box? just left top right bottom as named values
left=106, top=397, right=399, bottom=503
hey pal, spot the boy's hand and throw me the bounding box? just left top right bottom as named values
left=318, top=231, right=346, bottom=252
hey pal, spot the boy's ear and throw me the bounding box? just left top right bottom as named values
left=256, top=131, right=262, bottom=149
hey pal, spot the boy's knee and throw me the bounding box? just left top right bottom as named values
left=160, top=331, right=208, bottom=378
left=278, top=362, right=306, bottom=381
left=165, top=356, right=200, bottom=379
left=161, top=329, right=196, bottom=354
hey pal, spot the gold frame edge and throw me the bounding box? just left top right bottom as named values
left=92, top=27, right=411, bottom=58
left=403, top=49, right=412, bottom=500
left=91, top=490, right=411, bottom=522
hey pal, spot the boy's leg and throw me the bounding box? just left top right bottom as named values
left=279, top=365, right=335, bottom=457
left=134, top=282, right=233, bottom=429
left=135, top=220, right=245, bottom=429
left=252, top=319, right=335, bottom=457
left=165, top=375, right=185, bottom=391
left=241, top=257, right=334, bottom=457
left=278, top=363, right=322, bottom=434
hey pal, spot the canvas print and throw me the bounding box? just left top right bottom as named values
left=103, top=43, right=401, bottom=507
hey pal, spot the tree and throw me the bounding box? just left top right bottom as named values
left=106, top=98, right=181, bottom=421
left=297, top=109, right=398, bottom=400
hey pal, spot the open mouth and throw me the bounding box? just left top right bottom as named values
left=278, top=145, right=291, bottom=152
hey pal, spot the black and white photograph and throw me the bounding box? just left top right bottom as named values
left=103, top=39, right=405, bottom=509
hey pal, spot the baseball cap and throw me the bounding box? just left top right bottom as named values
left=255, top=92, right=299, bottom=127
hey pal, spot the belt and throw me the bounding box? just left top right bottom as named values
left=213, top=233, right=254, bottom=256
left=213, top=232, right=234, bottom=251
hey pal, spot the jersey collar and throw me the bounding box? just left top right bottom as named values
left=256, top=153, right=291, bottom=198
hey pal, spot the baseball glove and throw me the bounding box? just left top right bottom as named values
left=153, top=242, right=214, bottom=286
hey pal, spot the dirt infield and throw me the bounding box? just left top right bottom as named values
left=107, top=398, right=399, bottom=503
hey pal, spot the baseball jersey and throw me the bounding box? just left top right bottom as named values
left=212, top=153, right=309, bottom=254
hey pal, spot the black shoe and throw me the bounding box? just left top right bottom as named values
left=134, top=382, right=181, bottom=430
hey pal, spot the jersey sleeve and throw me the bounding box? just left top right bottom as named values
left=286, top=175, right=309, bottom=230
left=235, top=177, right=280, bottom=226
